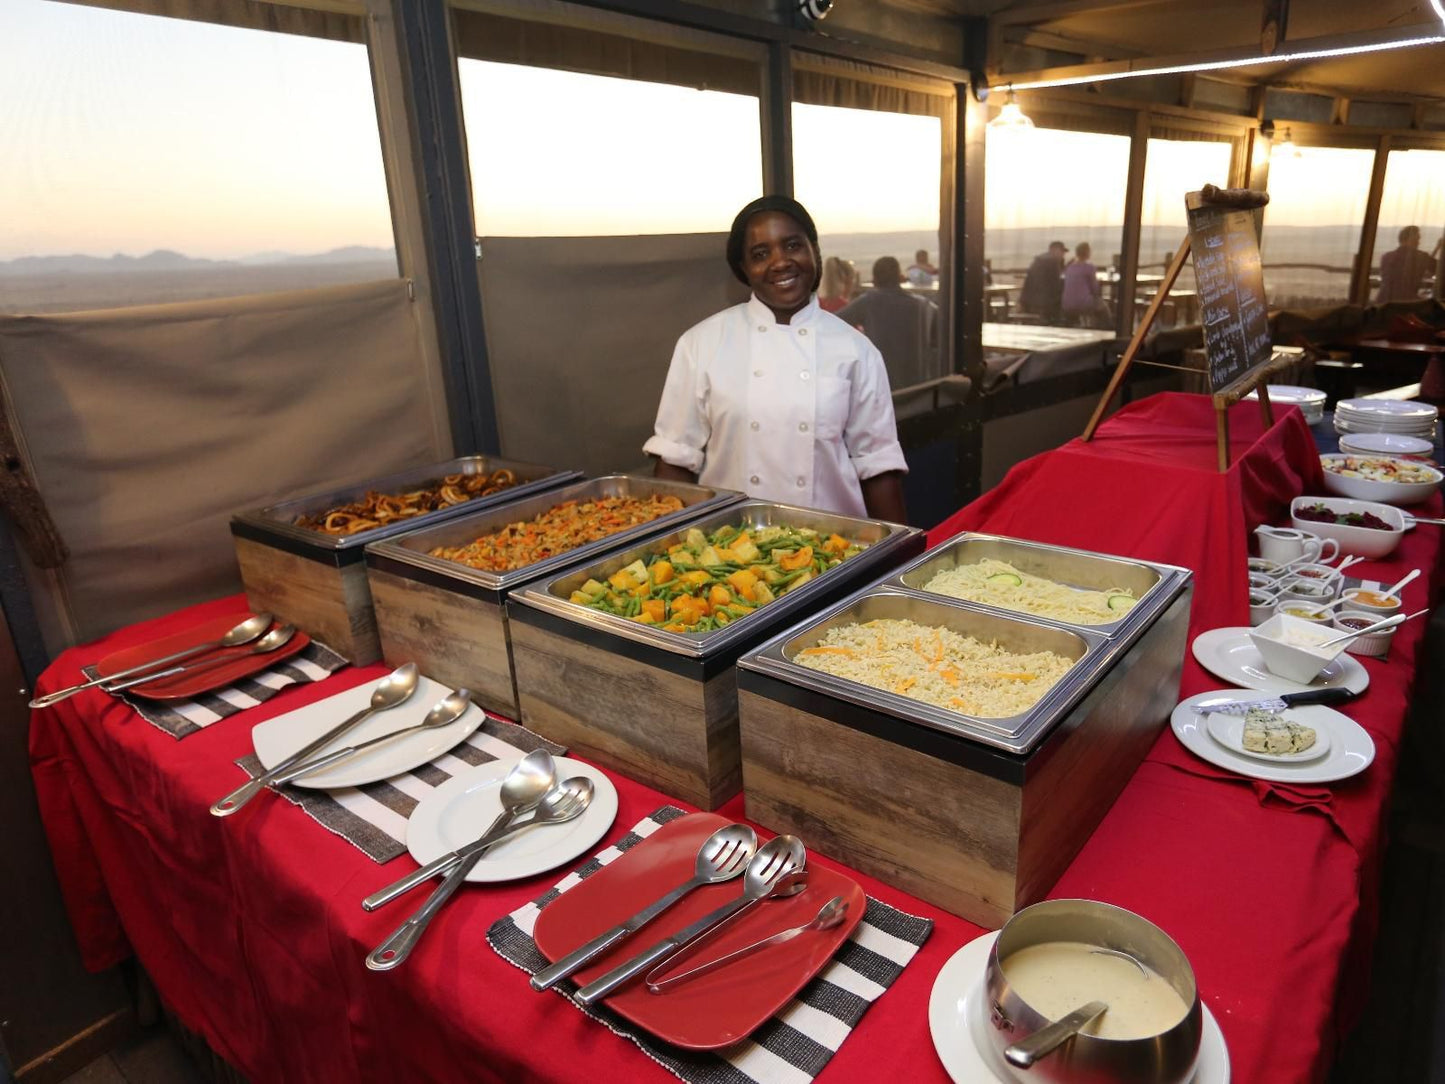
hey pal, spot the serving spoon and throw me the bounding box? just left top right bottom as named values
left=210, top=662, right=419, bottom=817
left=30, top=612, right=274, bottom=708
left=532, top=822, right=758, bottom=991
left=267, top=689, right=472, bottom=787
left=362, top=749, right=557, bottom=911
left=366, top=774, right=593, bottom=972
left=1006, top=1000, right=1110, bottom=1069
left=105, top=624, right=296, bottom=694
left=1315, top=608, right=1426, bottom=649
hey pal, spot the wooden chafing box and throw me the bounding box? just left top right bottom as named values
left=508, top=501, right=925, bottom=810
left=736, top=536, right=1192, bottom=928
left=231, top=456, right=578, bottom=664
left=362, top=476, right=740, bottom=718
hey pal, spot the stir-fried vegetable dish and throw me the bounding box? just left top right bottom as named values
left=569, top=523, right=866, bottom=633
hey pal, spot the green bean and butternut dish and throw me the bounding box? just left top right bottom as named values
left=567, top=524, right=866, bottom=633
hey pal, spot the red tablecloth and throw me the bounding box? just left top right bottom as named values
left=30, top=393, right=1443, bottom=1084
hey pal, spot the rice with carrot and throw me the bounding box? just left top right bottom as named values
left=794, top=618, right=1074, bottom=718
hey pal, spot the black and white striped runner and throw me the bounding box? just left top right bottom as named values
left=234, top=716, right=566, bottom=863
left=83, top=641, right=349, bottom=739
left=488, top=806, right=933, bottom=1084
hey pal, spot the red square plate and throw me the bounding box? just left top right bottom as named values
left=94, top=615, right=309, bottom=701
left=532, top=812, right=866, bottom=1050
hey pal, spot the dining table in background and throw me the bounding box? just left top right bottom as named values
left=27, top=391, right=1444, bottom=1084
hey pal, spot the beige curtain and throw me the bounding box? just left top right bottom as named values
left=0, top=280, right=449, bottom=651
left=60, top=0, right=363, bottom=42
left=792, top=54, right=954, bottom=118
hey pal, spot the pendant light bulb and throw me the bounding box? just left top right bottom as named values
left=988, top=89, right=1034, bottom=131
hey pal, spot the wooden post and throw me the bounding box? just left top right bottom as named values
left=1082, top=238, right=1193, bottom=441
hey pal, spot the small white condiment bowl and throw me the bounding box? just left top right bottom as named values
left=1275, top=577, right=1337, bottom=605
left=1247, top=557, right=1284, bottom=578
left=1338, top=587, right=1403, bottom=618
left=1332, top=612, right=1395, bottom=658
left=1250, top=614, right=1346, bottom=683
left=1275, top=601, right=1335, bottom=624
left=1249, top=590, right=1279, bottom=626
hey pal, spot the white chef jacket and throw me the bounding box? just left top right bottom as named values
left=643, top=294, right=908, bottom=518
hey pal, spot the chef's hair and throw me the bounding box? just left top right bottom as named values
left=726, top=196, right=822, bottom=289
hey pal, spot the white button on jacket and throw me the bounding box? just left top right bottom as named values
left=643, top=295, right=908, bottom=517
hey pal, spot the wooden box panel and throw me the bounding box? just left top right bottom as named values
left=737, top=591, right=1190, bottom=928
left=234, top=535, right=379, bottom=665
left=510, top=614, right=740, bottom=811
left=368, top=566, right=517, bottom=717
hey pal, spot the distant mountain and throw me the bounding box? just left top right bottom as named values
left=0, top=246, right=396, bottom=276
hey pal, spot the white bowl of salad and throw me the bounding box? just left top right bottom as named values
left=1290, top=496, right=1406, bottom=558
left=1319, top=453, right=1443, bottom=506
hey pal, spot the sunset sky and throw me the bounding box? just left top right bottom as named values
left=1, top=0, right=1438, bottom=263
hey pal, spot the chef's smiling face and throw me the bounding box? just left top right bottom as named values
left=743, top=212, right=818, bottom=323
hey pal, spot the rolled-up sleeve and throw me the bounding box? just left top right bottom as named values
left=642, top=333, right=709, bottom=473
left=845, top=343, right=909, bottom=480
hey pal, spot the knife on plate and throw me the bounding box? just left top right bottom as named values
left=1191, top=687, right=1355, bottom=715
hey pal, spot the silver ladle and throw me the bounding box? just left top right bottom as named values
left=1006, top=1000, right=1111, bottom=1068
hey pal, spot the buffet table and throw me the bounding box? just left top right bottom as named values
left=30, top=393, right=1444, bottom=1084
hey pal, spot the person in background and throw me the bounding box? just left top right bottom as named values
left=838, top=256, right=939, bottom=390
left=1020, top=240, right=1067, bottom=322
left=818, top=255, right=857, bottom=313
left=1061, top=242, right=1110, bottom=328
left=646, top=195, right=908, bottom=522
left=1376, top=226, right=1442, bottom=303
left=906, top=249, right=939, bottom=287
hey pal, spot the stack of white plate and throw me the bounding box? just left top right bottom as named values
left=1338, top=432, right=1436, bottom=458
left=1246, top=385, right=1326, bottom=425
left=1334, top=398, right=1438, bottom=441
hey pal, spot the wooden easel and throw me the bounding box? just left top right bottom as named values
left=1082, top=185, right=1286, bottom=470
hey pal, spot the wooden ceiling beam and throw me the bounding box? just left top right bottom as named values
left=989, top=0, right=1166, bottom=28
left=1001, top=25, right=1145, bottom=60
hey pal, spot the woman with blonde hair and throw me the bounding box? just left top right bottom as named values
left=818, top=255, right=857, bottom=313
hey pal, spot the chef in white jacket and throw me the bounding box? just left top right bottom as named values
left=644, top=196, right=909, bottom=523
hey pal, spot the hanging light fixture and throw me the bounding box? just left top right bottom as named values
left=1275, top=126, right=1303, bottom=158
left=988, top=88, right=1034, bottom=131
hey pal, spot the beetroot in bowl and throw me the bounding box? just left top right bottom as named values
left=1289, top=496, right=1405, bottom=559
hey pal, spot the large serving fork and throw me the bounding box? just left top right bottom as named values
left=575, top=835, right=806, bottom=1007
left=531, top=823, right=758, bottom=991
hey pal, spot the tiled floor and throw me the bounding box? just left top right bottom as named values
left=61, top=1027, right=203, bottom=1084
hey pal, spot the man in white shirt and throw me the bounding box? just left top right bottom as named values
left=644, top=196, right=908, bottom=523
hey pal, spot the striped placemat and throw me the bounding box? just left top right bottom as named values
left=488, top=806, right=933, bottom=1084
left=83, top=641, right=348, bottom=740
left=234, top=716, right=566, bottom=863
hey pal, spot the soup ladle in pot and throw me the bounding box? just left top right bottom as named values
left=1006, top=1000, right=1110, bottom=1069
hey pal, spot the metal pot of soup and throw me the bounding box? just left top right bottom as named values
left=984, top=899, right=1203, bottom=1083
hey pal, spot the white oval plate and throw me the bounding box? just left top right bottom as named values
left=928, top=930, right=1230, bottom=1084
left=1204, top=709, right=1331, bottom=763
left=253, top=676, right=484, bottom=789
left=406, top=755, right=617, bottom=883
left=1191, top=627, right=1369, bottom=695
left=1172, top=690, right=1374, bottom=785
left=1338, top=432, right=1434, bottom=458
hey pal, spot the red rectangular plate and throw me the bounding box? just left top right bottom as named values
left=94, top=615, right=309, bottom=701
left=532, top=812, right=866, bottom=1050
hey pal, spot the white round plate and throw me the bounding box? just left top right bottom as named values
left=1191, top=627, right=1369, bottom=695
left=928, top=930, right=1230, bottom=1084
left=253, top=676, right=484, bottom=789
left=1338, top=432, right=1434, bottom=458
left=1204, top=710, right=1331, bottom=762
left=406, top=755, right=617, bottom=883
left=1172, top=690, right=1374, bottom=784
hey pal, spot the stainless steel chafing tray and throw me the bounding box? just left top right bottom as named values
left=740, top=587, right=1112, bottom=756
left=887, top=533, right=1191, bottom=639
left=513, top=501, right=925, bottom=662
left=363, top=475, right=742, bottom=602
left=231, top=454, right=580, bottom=563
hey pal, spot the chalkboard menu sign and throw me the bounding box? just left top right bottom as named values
left=1186, top=192, right=1271, bottom=392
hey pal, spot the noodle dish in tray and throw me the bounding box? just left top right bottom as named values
left=920, top=558, right=1138, bottom=625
